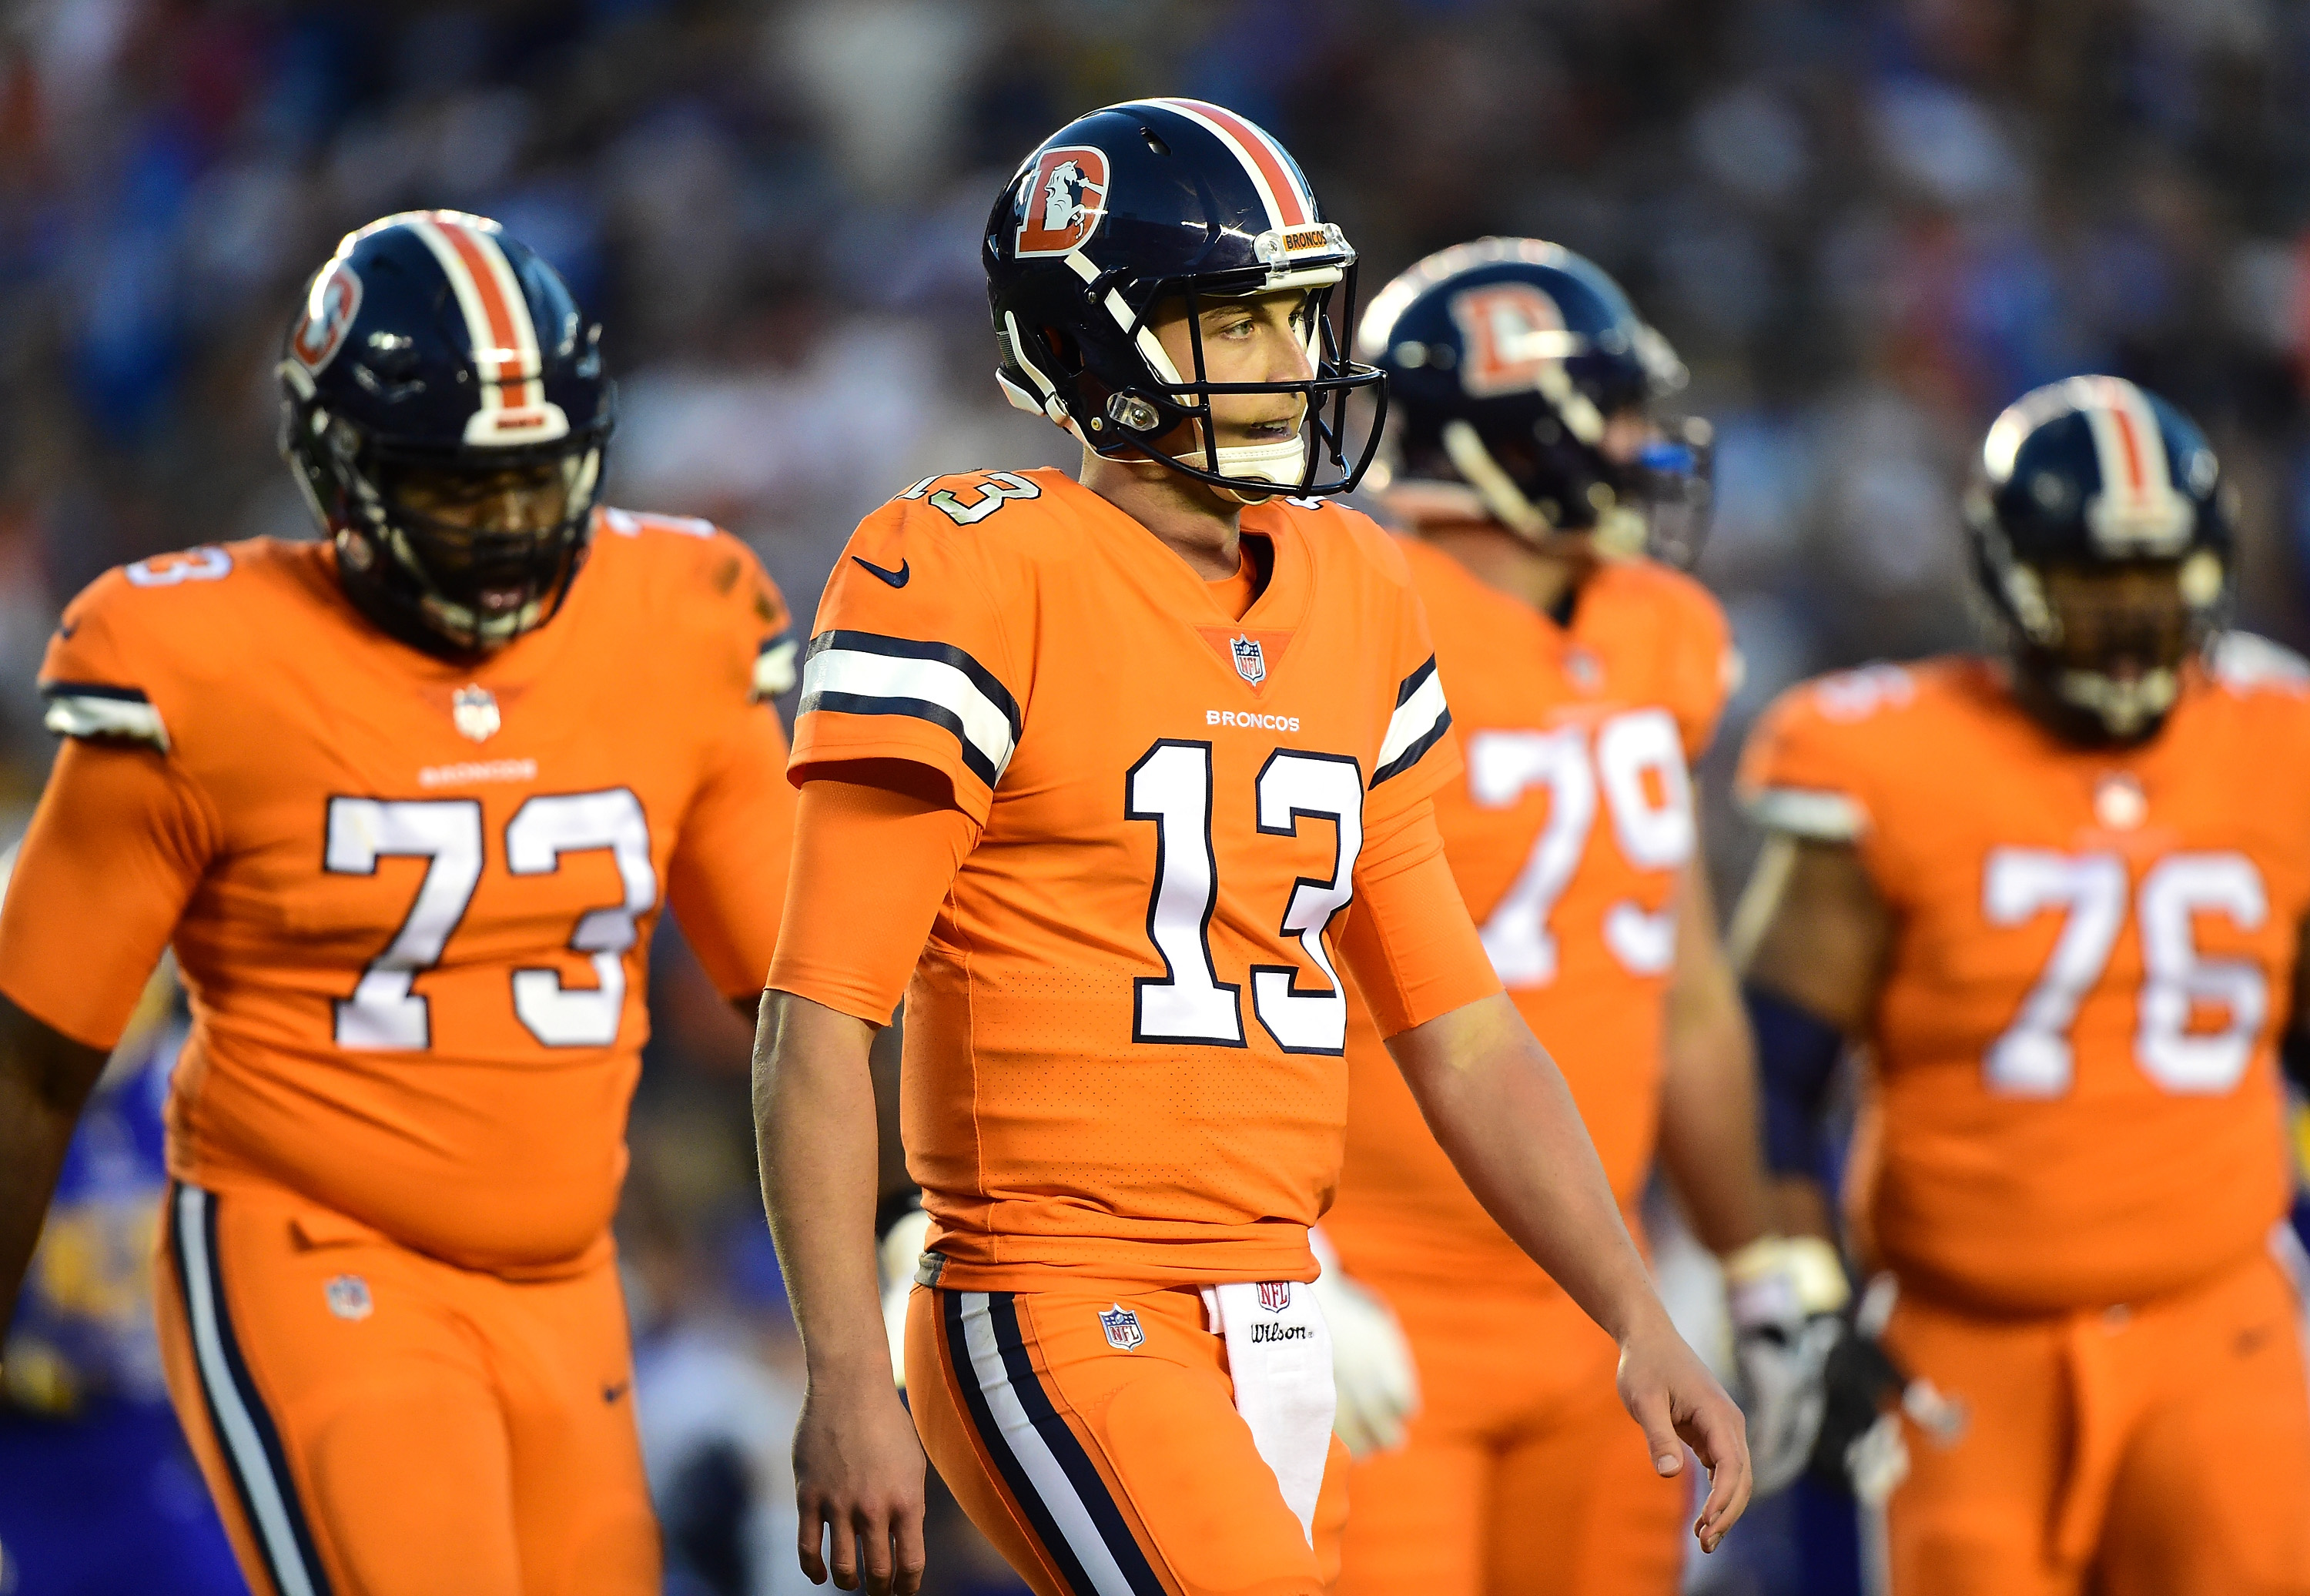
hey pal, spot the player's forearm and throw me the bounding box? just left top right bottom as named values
left=0, top=993, right=109, bottom=1328
left=754, top=989, right=894, bottom=1386
left=1388, top=992, right=1667, bottom=1343
left=1658, top=971, right=1772, bottom=1256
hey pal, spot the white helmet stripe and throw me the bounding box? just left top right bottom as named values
left=2081, top=374, right=2171, bottom=513
left=405, top=212, right=568, bottom=445
left=2069, top=374, right=2187, bottom=553
left=1140, top=99, right=1311, bottom=230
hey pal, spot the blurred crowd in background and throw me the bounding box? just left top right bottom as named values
left=4, top=1, right=2310, bottom=1591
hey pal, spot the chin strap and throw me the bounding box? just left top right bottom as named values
left=2054, top=665, right=2181, bottom=738
left=1440, top=420, right=1553, bottom=541
left=1168, top=434, right=1317, bottom=504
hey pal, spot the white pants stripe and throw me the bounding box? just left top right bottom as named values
left=171, top=1183, right=329, bottom=1596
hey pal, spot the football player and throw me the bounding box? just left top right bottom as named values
left=753, top=101, right=1749, bottom=1596
left=0, top=949, right=245, bottom=1596
left=1315, top=239, right=1847, bottom=1596
left=1736, top=375, right=2310, bottom=1593
left=0, top=211, right=800, bottom=1596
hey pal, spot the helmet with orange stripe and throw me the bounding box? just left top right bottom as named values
left=1354, top=238, right=1712, bottom=568
left=1965, top=376, right=2234, bottom=744
left=983, top=99, right=1384, bottom=503
left=277, top=211, right=614, bottom=657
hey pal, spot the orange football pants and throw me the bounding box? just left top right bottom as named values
left=1880, top=1245, right=2310, bottom=1596
left=907, top=1283, right=1350, bottom=1596
left=1331, top=1280, right=1684, bottom=1596
left=152, top=1181, right=658, bottom=1596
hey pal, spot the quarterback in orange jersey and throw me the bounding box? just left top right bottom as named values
left=752, top=101, right=1749, bottom=1596
left=1736, top=376, right=2310, bottom=1594
left=1313, top=240, right=1849, bottom=1596
left=0, top=213, right=799, bottom=1596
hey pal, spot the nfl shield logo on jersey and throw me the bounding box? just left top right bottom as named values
left=1257, top=1281, right=1291, bottom=1313
left=324, top=1274, right=373, bottom=1321
left=1098, top=1303, right=1146, bottom=1351
left=452, top=683, right=500, bottom=743
left=1230, top=635, right=1266, bottom=686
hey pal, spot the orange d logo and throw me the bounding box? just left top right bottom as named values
left=290, top=259, right=363, bottom=375
left=1016, top=146, right=1111, bottom=258
left=1448, top=282, right=1572, bottom=399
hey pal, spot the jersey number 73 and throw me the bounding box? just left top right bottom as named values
left=323, top=791, right=655, bottom=1051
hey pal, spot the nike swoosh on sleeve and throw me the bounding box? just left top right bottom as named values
left=852, top=557, right=910, bottom=588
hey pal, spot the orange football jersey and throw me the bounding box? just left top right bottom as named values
left=0, top=512, right=797, bottom=1275
left=1324, top=544, right=1736, bottom=1293
left=788, top=468, right=1487, bottom=1292
left=1737, top=653, right=2305, bottom=1310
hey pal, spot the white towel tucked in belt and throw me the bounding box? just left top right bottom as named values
left=1200, top=1280, right=1336, bottom=1545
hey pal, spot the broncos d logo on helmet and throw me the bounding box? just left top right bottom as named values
left=1016, top=146, right=1110, bottom=257
left=289, top=259, right=362, bottom=376
left=1449, top=282, right=1574, bottom=400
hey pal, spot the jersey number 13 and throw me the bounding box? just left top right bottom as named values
left=1127, top=741, right=1361, bottom=1055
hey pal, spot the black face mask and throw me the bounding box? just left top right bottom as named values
left=2009, top=558, right=2205, bottom=745
left=322, top=436, right=604, bottom=660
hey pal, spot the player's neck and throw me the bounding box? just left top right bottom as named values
left=1080, top=448, right=1244, bottom=581
left=1418, top=519, right=1592, bottom=620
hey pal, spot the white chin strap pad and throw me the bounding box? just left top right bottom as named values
left=1177, top=436, right=1311, bottom=503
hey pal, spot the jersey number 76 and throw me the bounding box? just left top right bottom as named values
left=1983, top=846, right=2267, bottom=1096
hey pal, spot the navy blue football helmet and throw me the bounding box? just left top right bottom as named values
left=1965, top=375, right=2233, bottom=744
left=1355, top=238, right=1711, bottom=566
left=278, top=211, right=614, bottom=657
left=983, top=99, right=1384, bottom=502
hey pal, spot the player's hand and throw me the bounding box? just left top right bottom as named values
left=1309, top=1255, right=1421, bottom=1457
left=1723, top=1233, right=1850, bottom=1495
left=792, top=1373, right=927, bottom=1594
left=876, top=1205, right=932, bottom=1392
left=1615, top=1310, right=1751, bottom=1554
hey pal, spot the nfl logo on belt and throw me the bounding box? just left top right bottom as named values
left=1230, top=635, right=1266, bottom=686
left=452, top=683, right=500, bottom=743
left=324, top=1274, right=373, bottom=1322
left=1098, top=1303, right=1146, bottom=1351
left=1257, top=1281, right=1291, bottom=1313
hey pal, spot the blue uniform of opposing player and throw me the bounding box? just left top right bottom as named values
left=0, top=980, right=244, bottom=1595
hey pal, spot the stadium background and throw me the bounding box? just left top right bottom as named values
left=2, top=1, right=2308, bottom=1592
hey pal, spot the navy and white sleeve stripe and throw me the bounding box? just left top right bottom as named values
left=41, top=681, right=169, bottom=750
left=752, top=630, right=798, bottom=700
left=798, top=630, right=1023, bottom=788
left=1371, top=656, right=1450, bottom=786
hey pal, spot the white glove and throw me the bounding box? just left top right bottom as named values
left=1724, top=1233, right=1851, bottom=1495
left=1309, top=1228, right=1421, bottom=1458
left=878, top=1205, right=932, bottom=1392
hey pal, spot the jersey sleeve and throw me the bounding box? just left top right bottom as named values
left=1337, top=795, right=1502, bottom=1037
left=1357, top=520, right=1461, bottom=826
left=0, top=738, right=219, bottom=1049
left=38, top=568, right=179, bottom=751
left=1733, top=670, right=1906, bottom=844
left=766, top=779, right=979, bottom=1025
left=665, top=539, right=801, bottom=1002
left=790, top=485, right=1032, bottom=826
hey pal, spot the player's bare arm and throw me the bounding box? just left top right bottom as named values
left=0, top=995, right=109, bottom=1331
left=1655, top=849, right=1771, bottom=1253
left=1734, top=833, right=1892, bottom=1240
left=755, top=988, right=926, bottom=1596
left=1384, top=992, right=1753, bottom=1550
